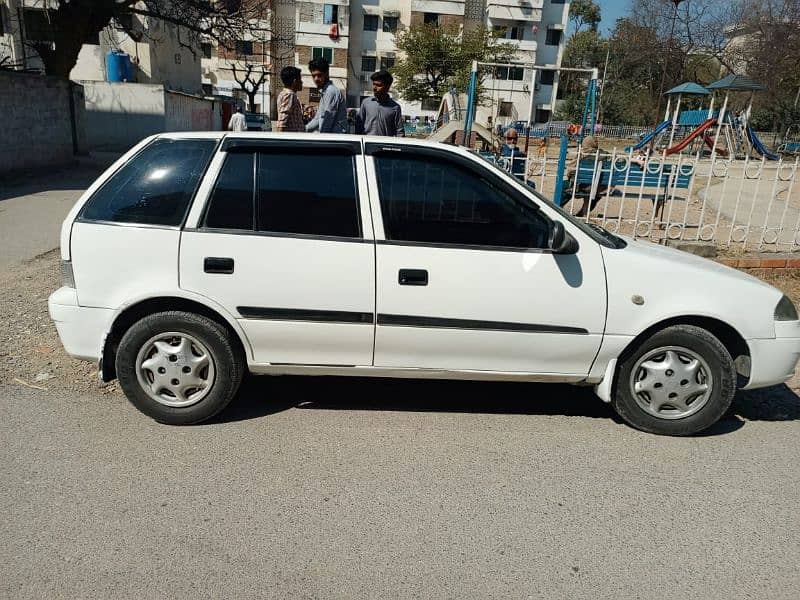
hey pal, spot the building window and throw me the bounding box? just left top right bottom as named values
left=323, top=4, right=338, bottom=25
left=545, top=29, right=562, bottom=46
left=424, top=13, right=440, bottom=26
left=201, top=43, right=213, bottom=59
left=380, top=56, right=395, bottom=70
left=364, top=14, right=379, bottom=31
left=498, top=102, right=514, bottom=117
left=312, top=47, right=334, bottom=63
left=535, top=109, right=552, bottom=123
left=540, top=70, right=556, bottom=86
left=421, top=97, right=440, bottom=111
left=23, top=8, right=53, bottom=41
left=236, top=40, right=253, bottom=55
left=202, top=83, right=213, bottom=96
left=309, top=88, right=322, bottom=103
left=361, top=56, right=376, bottom=72
left=509, top=25, right=524, bottom=40
left=383, top=16, right=399, bottom=33
left=552, top=0, right=567, bottom=4
left=495, top=67, right=525, bottom=81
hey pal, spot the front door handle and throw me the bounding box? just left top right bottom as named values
left=204, top=257, right=234, bottom=274
left=398, top=269, right=428, bottom=286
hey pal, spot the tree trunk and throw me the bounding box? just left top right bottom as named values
left=247, top=91, right=257, bottom=113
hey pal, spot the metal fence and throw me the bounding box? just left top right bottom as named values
left=491, top=148, right=800, bottom=253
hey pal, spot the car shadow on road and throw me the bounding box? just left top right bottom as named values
left=210, top=376, right=800, bottom=435
left=211, top=375, right=619, bottom=425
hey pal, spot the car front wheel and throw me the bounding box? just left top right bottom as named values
left=612, top=325, right=736, bottom=436
left=116, top=311, right=244, bottom=425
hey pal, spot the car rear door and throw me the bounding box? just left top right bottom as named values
left=365, top=142, right=607, bottom=376
left=180, top=138, right=375, bottom=366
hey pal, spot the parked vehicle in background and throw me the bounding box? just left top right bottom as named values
left=245, top=112, right=271, bottom=132
left=48, top=133, right=800, bottom=436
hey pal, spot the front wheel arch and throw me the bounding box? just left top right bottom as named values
left=617, top=316, right=750, bottom=385
left=102, top=297, right=248, bottom=382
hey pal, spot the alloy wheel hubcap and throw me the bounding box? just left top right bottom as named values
left=629, top=346, right=713, bottom=420
left=135, top=332, right=215, bottom=407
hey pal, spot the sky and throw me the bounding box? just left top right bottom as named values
left=598, top=0, right=631, bottom=34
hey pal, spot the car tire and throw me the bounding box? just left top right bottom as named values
left=116, top=311, right=244, bottom=425
left=612, top=325, right=736, bottom=436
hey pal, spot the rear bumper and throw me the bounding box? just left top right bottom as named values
left=744, top=325, right=800, bottom=389
left=48, top=287, right=113, bottom=363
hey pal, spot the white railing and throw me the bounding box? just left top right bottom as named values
left=486, top=148, right=800, bottom=252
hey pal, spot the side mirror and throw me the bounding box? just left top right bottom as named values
left=548, top=221, right=579, bottom=254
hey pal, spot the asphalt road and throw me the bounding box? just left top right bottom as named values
left=2, top=376, right=799, bottom=599
left=2, top=155, right=799, bottom=598
left=0, top=154, right=118, bottom=268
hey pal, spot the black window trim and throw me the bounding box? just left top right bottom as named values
left=200, top=140, right=365, bottom=240
left=77, top=136, right=221, bottom=229
left=365, top=142, right=561, bottom=253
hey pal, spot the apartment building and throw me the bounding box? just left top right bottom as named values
left=200, top=0, right=570, bottom=125
left=348, top=0, right=570, bottom=123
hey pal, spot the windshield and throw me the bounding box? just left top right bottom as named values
left=471, top=150, right=627, bottom=250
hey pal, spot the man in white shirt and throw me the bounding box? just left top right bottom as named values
left=228, top=106, right=247, bottom=132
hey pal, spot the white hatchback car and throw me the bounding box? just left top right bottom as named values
left=49, top=133, right=800, bottom=435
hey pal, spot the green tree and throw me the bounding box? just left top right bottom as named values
left=569, top=0, right=602, bottom=33
left=393, top=24, right=516, bottom=106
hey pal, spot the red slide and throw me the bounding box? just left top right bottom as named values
left=664, top=118, right=718, bottom=155
left=702, top=134, right=728, bottom=156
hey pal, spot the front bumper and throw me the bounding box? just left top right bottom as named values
left=48, top=287, right=113, bottom=363
left=744, top=321, right=800, bottom=389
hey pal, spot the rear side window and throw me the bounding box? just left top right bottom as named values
left=257, top=152, right=360, bottom=238
left=204, top=152, right=254, bottom=230
left=80, top=138, right=216, bottom=226
left=202, top=149, right=361, bottom=239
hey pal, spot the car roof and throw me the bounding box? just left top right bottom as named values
left=152, top=132, right=475, bottom=159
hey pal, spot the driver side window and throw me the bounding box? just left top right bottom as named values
left=374, top=153, right=549, bottom=249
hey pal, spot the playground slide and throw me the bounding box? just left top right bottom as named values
left=664, top=118, right=717, bottom=155
left=747, top=127, right=780, bottom=161
left=625, top=120, right=671, bottom=151
left=702, top=134, right=729, bottom=156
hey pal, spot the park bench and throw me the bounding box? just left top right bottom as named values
left=566, top=158, right=693, bottom=220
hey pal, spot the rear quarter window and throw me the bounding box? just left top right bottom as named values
left=80, top=138, right=216, bottom=226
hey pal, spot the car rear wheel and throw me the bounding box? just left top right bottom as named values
left=612, top=325, right=736, bottom=436
left=116, top=311, right=244, bottom=425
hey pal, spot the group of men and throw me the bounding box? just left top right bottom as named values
left=229, top=57, right=404, bottom=137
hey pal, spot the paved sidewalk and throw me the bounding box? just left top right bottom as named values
left=0, top=153, right=120, bottom=268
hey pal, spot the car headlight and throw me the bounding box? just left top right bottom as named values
left=774, top=295, right=798, bottom=321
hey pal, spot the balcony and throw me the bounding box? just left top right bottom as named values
left=486, top=0, right=543, bottom=22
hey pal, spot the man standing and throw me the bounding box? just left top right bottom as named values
left=228, top=106, right=247, bottom=132
left=356, top=70, right=404, bottom=137
left=276, top=66, right=304, bottom=132
left=305, top=57, right=347, bottom=133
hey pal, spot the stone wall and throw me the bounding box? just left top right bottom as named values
left=0, top=72, right=85, bottom=174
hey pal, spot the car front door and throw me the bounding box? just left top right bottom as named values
left=365, top=142, right=606, bottom=376
left=180, top=138, right=375, bottom=366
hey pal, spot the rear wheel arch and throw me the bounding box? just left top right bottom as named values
left=102, top=296, right=249, bottom=381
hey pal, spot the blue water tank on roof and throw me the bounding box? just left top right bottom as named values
left=106, top=51, right=133, bottom=82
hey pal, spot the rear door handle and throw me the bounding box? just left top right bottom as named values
left=398, top=269, right=428, bottom=286
left=204, top=257, right=234, bottom=274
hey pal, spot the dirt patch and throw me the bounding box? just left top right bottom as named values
left=0, top=249, right=120, bottom=396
